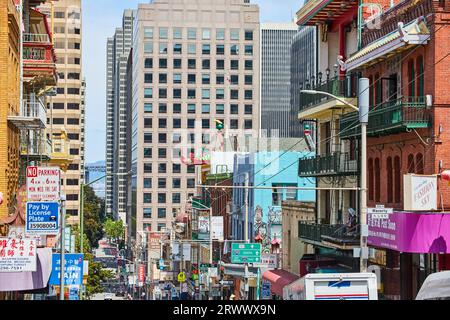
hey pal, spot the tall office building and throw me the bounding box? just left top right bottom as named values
left=131, top=0, right=260, bottom=239
left=290, top=26, right=316, bottom=138
left=106, top=10, right=134, bottom=223
left=260, top=23, right=298, bottom=138
left=40, top=0, right=85, bottom=225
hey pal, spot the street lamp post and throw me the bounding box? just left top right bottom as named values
left=301, top=77, right=370, bottom=272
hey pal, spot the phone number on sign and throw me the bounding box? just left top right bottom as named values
left=28, top=222, right=57, bottom=229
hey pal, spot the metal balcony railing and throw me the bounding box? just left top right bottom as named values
left=20, top=137, right=52, bottom=159
left=23, top=33, right=50, bottom=43
left=299, top=77, right=357, bottom=111
left=298, top=222, right=360, bottom=246
left=340, top=96, right=430, bottom=139
left=22, top=100, right=47, bottom=124
left=299, top=152, right=358, bottom=177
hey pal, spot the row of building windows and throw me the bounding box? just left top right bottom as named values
left=143, top=88, right=254, bottom=100
left=55, top=87, right=81, bottom=95
left=47, top=102, right=80, bottom=110
left=48, top=118, right=80, bottom=125
left=143, top=223, right=167, bottom=232
left=144, top=73, right=253, bottom=85
left=143, top=163, right=195, bottom=174
left=144, top=57, right=253, bottom=70
left=145, top=42, right=254, bottom=56
left=142, top=103, right=253, bottom=116
left=143, top=178, right=196, bottom=189
left=143, top=191, right=193, bottom=205
left=143, top=27, right=254, bottom=41
left=142, top=118, right=253, bottom=130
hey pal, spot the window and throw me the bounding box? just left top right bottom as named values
left=173, top=178, right=181, bottom=189
left=202, top=104, right=210, bottom=114
left=144, top=133, right=152, bottom=143
left=173, top=89, right=182, bottom=99
left=416, top=55, right=424, bottom=97
left=245, top=75, right=253, bottom=85
left=187, top=179, right=195, bottom=188
left=188, top=43, right=196, bottom=54
left=188, top=74, right=196, bottom=84
left=202, top=44, right=211, bottom=55
left=158, top=148, right=167, bottom=158
left=57, top=88, right=64, bottom=94
left=387, top=157, right=393, bottom=203
left=144, top=178, right=152, bottom=189
left=159, top=196, right=167, bottom=208
left=159, top=118, right=167, bottom=128
left=231, top=90, right=239, bottom=99
left=173, top=164, right=181, bottom=173
left=245, top=30, right=253, bottom=41
left=202, top=59, right=210, bottom=69
left=173, top=133, right=182, bottom=144
left=159, top=27, right=168, bottom=39
left=143, top=193, right=152, bottom=204
left=157, top=223, right=166, bottom=231
left=53, top=118, right=64, bottom=125
left=173, top=28, right=182, bottom=39
left=159, top=103, right=167, bottom=113
left=67, top=73, right=80, bottom=80
left=368, top=159, right=374, bottom=201
left=158, top=208, right=166, bottom=219
left=188, top=28, right=196, bottom=39
left=202, top=74, right=210, bottom=84
left=245, top=90, right=253, bottom=100
left=67, top=88, right=80, bottom=95
left=245, top=104, right=252, bottom=115
left=159, top=42, right=168, bottom=54
left=272, top=183, right=297, bottom=205
left=66, top=179, right=79, bottom=186
left=68, top=164, right=79, bottom=170
left=173, top=74, right=182, bottom=84
left=374, top=72, right=382, bottom=104
left=144, top=163, right=152, bottom=173
left=144, top=42, right=153, bottom=54
left=202, top=29, right=211, bottom=39
left=67, top=118, right=79, bottom=125
left=70, top=148, right=79, bottom=155
left=158, top=133, right=167, bottom=143
left=144, top=27, right=153, bottom=39
left=394, top=156, right=401, bottom=203
left=245, top=60, right=253, bottom=70
left=172, top=193, right=181, bottom=204
left=173, top=118, right=181, bottom=128
left=158, top=163, right=167, bottom=173
left=216, top=28, right=225, bottom=40
left=188, top=133, right=195, bottom=143
left=375, top=158, right=381, bottom=202
left=230, top=29, right=239, bottom=40
left=173, top=148, right=181, bottom=159
left=230, top=104, right=239, bottom=114
left=144, top=73, right=153, bottom=84
left=158, top=178, right=166, bottom=189
left=159, top=88, right=167, bottom=99
left=145, top=58, right=153, bottom=68
left=159, top=58, right=167, bottom=68
left=244, top=120, right=252, bottom=129
left=230, top=60, right=239, bottom=70
left=144, top=103, right=153, bottom=113
left=230, top=44, right=239, bottom=55
left=173, top=103, right=181, bottom=113
left=54, top=11, right=65, bottom=18
left=67, top=103, right=79, bottom=110
left=245, top=45, right=253, bottom=55
left=216, top=74, right=224, bottom=84
left=143, top=208, right=152, bottom=219
left=202, top=134, right=210, bottom=144
left=144, top=88, right=153, bottom=98
left=173, top=59, right=182, bottom=69
left=202, top=89, right=210, bottom=99
left=230, top=75, right=239, bottom=85
left=187, top=166, right=195, bottom=174
left=216, top=44, right=225, bottom=55
left=187, top=119, right=195, bottom=128
left=144, top=148, right=152, bottom=158
left=188, top=104, right=196, bottom=114
left=216, top=60, right=225, bottom=70
left=202, top=119, right=210, bottom=129
left=66, top=194, right=78, bottom=201
left=216, top=104, right=224, bottom=114
left=159, top=73, right=167, bottom=84
left=188, top=89, right=196, bottom=99
left=188, top=59, right=196, bottom=69
left=216, top=89, right=224, bottom=99
left=230, top=119, right=238, bottom=129
left=67, top=133, right=79, bottom=140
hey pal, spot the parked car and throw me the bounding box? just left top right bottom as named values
left=104, top=293, right=114, bottom=300
left=416, top=271, right=450, bottom=300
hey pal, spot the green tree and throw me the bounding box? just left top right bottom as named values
left=82, top=185, right=105, bottom=249
left=104, top=218, right=125, bottom=247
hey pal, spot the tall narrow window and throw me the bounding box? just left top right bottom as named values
left=368, top=158, right=374, bottom=201
left=375, top=158, right=381, bottom=202
left=374, top=73, right=382, bottom=106
left=394, top=156, right=401, bottom=203
left=408, top=59, right=415, bottom=97
left=416, top=153, right=424, bottom=174
left=369, top=75, right=374, bottom=107
left=387, top=157, right=393, bottom=203
left=408, top=154, right=415, bottom=173
left=416, top=55, right=424, bottom=97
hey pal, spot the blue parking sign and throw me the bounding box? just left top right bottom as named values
left=262, top=280, right=271, bottom=299
left=26, top=202, right=59, bottom=235
left=49, top=254, right=84, bottom=286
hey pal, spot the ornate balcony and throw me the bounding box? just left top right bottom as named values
left=299, top=152, right=358, bottom=177
left=8, top=99, right=47, bottom=130
left=298, top=221, right=360, bottom=250
left=49, top=131, right=73, bottom=171
left=19, top=136, right=52, bottom=161
left=340, top=96, right=430, bottom=139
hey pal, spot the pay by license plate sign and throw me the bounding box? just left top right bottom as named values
left=26, top=202, right=60, bottom=235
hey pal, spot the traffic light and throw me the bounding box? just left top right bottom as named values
left=191, top=264, right=199, bottom=280
left=215, top=119, right=224, bottom=130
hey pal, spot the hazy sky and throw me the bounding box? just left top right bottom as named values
left=83, top=0, right=302, bottom=163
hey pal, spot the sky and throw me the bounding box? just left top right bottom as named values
left=83, top=0, right=302, bottom=163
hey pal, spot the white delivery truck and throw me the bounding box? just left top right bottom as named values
left=283, top=273, right=378, bottom=300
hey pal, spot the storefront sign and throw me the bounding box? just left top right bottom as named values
left=198, top=216, right=209, bottom=240
left=49, top=253, right=84, bottom=286
left=26, top=166, right=60, bottom=201
left=368, top=212, right=450, bottom=253
left=253, top=254, right=278, bottom=269
left=211, top=216, right=224, bottom=241
left=403, top=174, right=437, bottom=211
left=138, top=264, right=145, bottom=286
left=0, top=238, right=37, bottom=272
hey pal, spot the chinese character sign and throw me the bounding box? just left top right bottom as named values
left=0, top=238, right=37, bottom=272
left=27, top=166, right=61, bottom=201
left=49, top=253, right=84, bottom=286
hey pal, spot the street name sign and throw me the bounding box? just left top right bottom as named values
left=231, top=243, right=261, bottom=264
left=368, top=206, right=393, bottom=219
left=26, top=166, right=60, bottom=201
left=26, top=202, right=59, bottom=235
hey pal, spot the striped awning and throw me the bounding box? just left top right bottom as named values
left=346, top=20, right=430, bottom=71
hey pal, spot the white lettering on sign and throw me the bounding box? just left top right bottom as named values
left=27, top=166, right=61, bottom=201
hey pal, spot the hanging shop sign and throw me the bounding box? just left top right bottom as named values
left=0, top=238, right=37, bottom=272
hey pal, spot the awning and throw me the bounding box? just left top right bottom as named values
left=262, top=269, right=299, bottom=297
left=0, top=248, right=52, bottom=292
left=346, top=19, right=430, bottom=71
